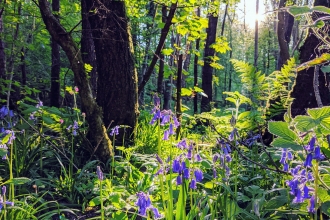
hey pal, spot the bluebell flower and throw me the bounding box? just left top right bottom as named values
left=308, top=195, right=315, bottom=213
left=213, top=154, right=219, bottom=163
left=287, top=179, right=298, bottom=195
left=183, top=168, right=190, bottom=179
left=176, top=175, right=182, bottom=185
left=303, top=184, right=310, bottom=199
left=283, top=163, right=289, bottom=172
left=135, top=192, right=162, bottom=218
left=110, top=125, right=119, bottom=136
left=96, top=166, right=104, bottom=181
left=305, top=137, right=316, bottom=152
left=172, top=159, right=181, bottom=173
left=163, top=130, right=169, bottom=140
left=169, top=123, right=174, bottom=135
left=186, top=149, right=192, bottom=160
left=194, top=169, right=203, bottom=182
left=287, top=151, right=293, bottom=160
left=213, top=168, right=217, bottom=178
left=0, top=186, right=14, bottom=211
left=304, top=153, right=313, bottom=168
left=190, top=179, right=197, bottom=189
left=195, top=154, right=202, bottom=162
left=177, top=139, right=187, bottom=149
left=293, top=188, right=304, bottom=203
left=150, top=110, right=161, bottom=125
left=153, top=94, right=160, bottom=107
left=155, top=154, right=163, bottom=164
left=280, top=149, right=287, bottom=164
left=313, top=146, right=325, bottom=161
left=160, top=114, right=170, bottom=126
left=173, top=116, right=180, bottom=128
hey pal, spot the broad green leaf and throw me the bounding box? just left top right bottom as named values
left=1, top=133, right=11, bottom=145
left=194, top=86, right=203, bottom=93
left=293, top=115, right=318, bottom=132
left=314, top=20, right=325, bottom=28
left=321, top=201, right=330, bottom=218
left=176, top=183, right=187, bottom=219
left=307, top=106, right=330, bottom=119
left=112, top=211, right=128, bottom=220
left=318, top=188, right=330, bottom=202
left=264, top=196, right=288, bottom=209
left=271, top=137, right=302, bottom=151
left=3, top=177, right=30, bottom=185
left=89, top=196, right=100, bottom=206
left=204, top=181, right=215, bottom=189
left=313, top=6, right=330, bottom=14
left=286, top=6, right=311, bottom=16
left=268, top=121, right=297, bottom=140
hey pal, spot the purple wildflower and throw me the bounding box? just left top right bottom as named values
left=305, top=137, right=316, bottom=152
left=293, top=188, right=304, bottom=203
left=169, top=123, right=174, bottom=135
left=183, top=168, right=190, bottom=179
left=135, top=192, right=162, bottom=218
left=172, top=159, right=181, bottom=173
left=190, top=179, right=197, bottom=189
left=194, top=169, right=203, bottom=182
left=110, top=125, right=119, bottom=136
left=313, top=146, right=325, bottom=161
left=176, top=175, right=182, bottom=185
left=96, top=166, right=104, bottom=181
left=308, top=195, right=315, bottom=213
left=304, top=153, right=313, bottom=168
left=163, top=130, right=169, bottom=140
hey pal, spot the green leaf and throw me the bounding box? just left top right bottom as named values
left=264, top=196, right=288, bottom=209
left=89, top=196, right=100, bottom=206
left=268, top=121, right=297, bottom=140
left=271, top=137, right=302, bottom=151
left=321, top=65, right=330, bottom=73
left=193, top=86, right=203, bottom=93
left=294, top=115, right=318, bottom=132
left=161, top=48, right=174, bottom=56
left=318, top=188, right=330, bottom=202
left=297, top=53, right=330, bottom=71
left=286, top=6, right=311, bottom=16
left=204, top=181, right=215, bottom=189
left=0, top=148, right=7, bottom=157
left=307, top=106, right=330, bottom=119
left=321, top=201, right=330, bottom=218
left=3, top=177, right=30, bottom=185
left=181, top=88, right=192, bottom=96
left=112, top=211, right=128, bottom=220
left=313, top=6, right=330, bottom=14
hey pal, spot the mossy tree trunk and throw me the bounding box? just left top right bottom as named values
left=88, top=0, right=139, bottom=144
left=38, top=0, right=112, bottom=163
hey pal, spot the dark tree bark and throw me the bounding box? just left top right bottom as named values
left=50, top=0, right=60, bottom=107
left=138, top=3, right=177, bottom=94
left=37, top=0, right=112, bottom=163
left=201, top=6, right=218, bottom=112
left=194, top=8, right=200, bottom=114
left=277, top=0, right=294, bottom=69
left=88, top=1, right=139, bottom=143
left=0, top=5, right=5, bottom=79
left=157, top=5, right=167, bottom=96
left=81, top=0, right=97, bottom=97
left=176, top=54, right=183, bottom=138
left=290, top=0, right=330, bottom=117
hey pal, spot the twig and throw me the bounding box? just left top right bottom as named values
left=314, top=65, right=323, bottom=107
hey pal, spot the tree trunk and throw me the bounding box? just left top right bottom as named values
left=277, top=0, right=294, bottom=70
left=176, top=54, right=183, bottom=138
left=201, top=6, right=218, bottom=112
left=290, top=0, right=330, bottom=117
left=50, top=0, right=60, bottom=107
left=37, top=0, right=112, bottom=163
left=157, top=5, right=167, bottom=96
left=81, top=0, right=97, bottom=97
left=88, top=1, right=139, bottom=144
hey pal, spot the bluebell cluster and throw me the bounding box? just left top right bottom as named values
left=66, top=121, right=79, bottom=136
left=149, top=94, right=180, bottom=140
left=109, top=125, right=119, bottom=136
left=135, top=192, right=162, bottom=219
left=213, top=138, right=232, bottom=180
left=283, top=137, right=325, bottom=213
left=96, top=166, right=104, bottom=181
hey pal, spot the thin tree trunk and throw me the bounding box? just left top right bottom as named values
left=176, top=54, right=183, bottom=139
left=201, top=4, right=218, bottom=112
left=193, top=8, right=200, bottom=114
left=157, top=5, right=167, bottom=96
left=81, top=0, right=97, bottom=97
left=38, top=0, right=112, bottom=163
left=138, top=3, right=178, bottom=94
left=50, top=0, right=60, bottom=107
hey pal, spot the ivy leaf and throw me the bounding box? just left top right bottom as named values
left=312, top=6, right=330, bottom=14
left=321, top=65, right=330, bottom=73
left=268, top=121, right=297, bottom=141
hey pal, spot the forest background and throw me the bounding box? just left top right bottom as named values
left=1, top=0, right=330, bottom=219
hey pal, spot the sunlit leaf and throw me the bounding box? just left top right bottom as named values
left=297, top=53, right=330, bottom=71
left=286, top=6, right=311, bottom=16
